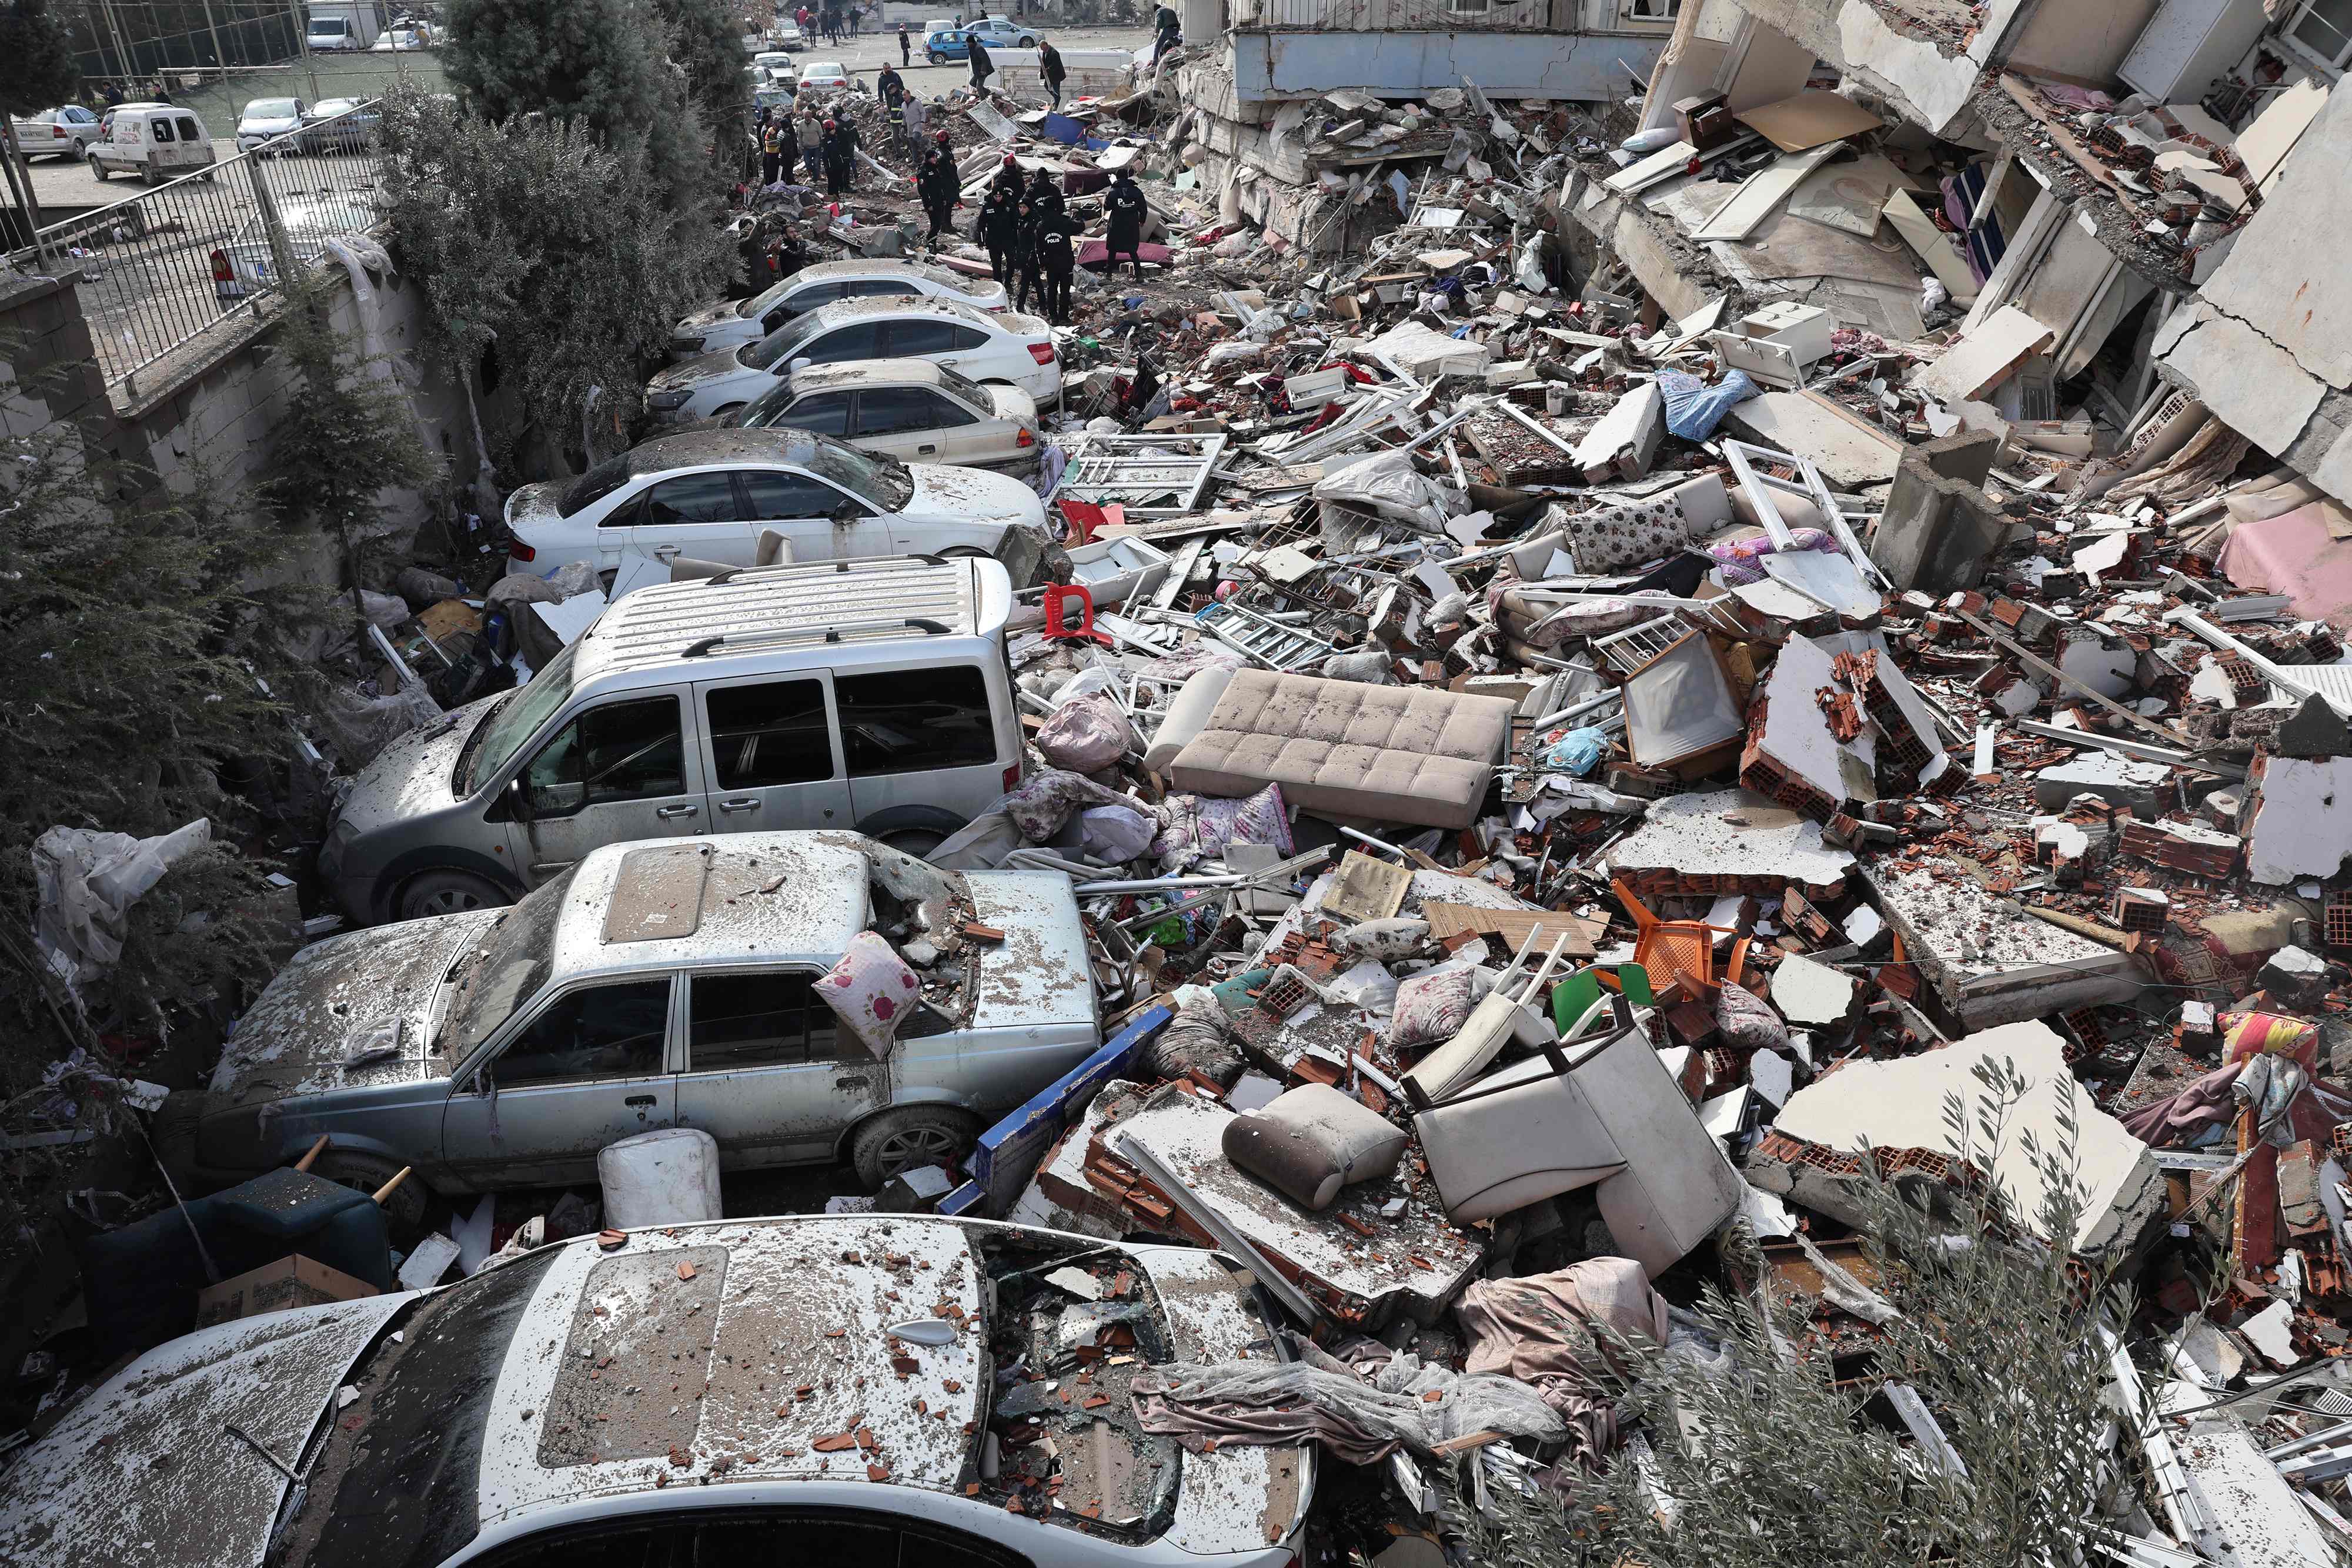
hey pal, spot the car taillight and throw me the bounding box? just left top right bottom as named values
left=507, top=540, right=537, bottom=563
left=1015, top=427, right=1034, bottom=447
left=1027, top=342, right=1055, bottom=365
left=50, top=125, right=65, bottom=140
left=1003, top=762, right=1023, bottom=791
left=209, top=249, right=233, bottom=282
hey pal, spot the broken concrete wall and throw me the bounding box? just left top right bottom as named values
left=1870, top=430, right=2008, bottom=592
left=2154, top=84, right=2352, bottom=513
left=1226, top=29, right=1665, bottom=108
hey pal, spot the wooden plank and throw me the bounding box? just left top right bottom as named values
left=1421, top=902, right=1600, bottom=959
left=1321, top=851, right=1414, bottom=924
left=1605, top=139, right=1698, bottom=195
left=1692, top=144, right=1839, bottom=243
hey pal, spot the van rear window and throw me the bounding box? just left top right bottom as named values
left=836, top=666, right=995, bottom=777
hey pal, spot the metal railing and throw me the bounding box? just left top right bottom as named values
left=11, top=99, right=387, bottom=399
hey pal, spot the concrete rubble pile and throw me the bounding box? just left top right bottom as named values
left=32, top=16, right=2352, bottom=1568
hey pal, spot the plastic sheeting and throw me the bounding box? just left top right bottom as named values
left=1132, top=1343, right=1566, bottom=1465
left=1658, top=368, right=1760, bottom=441
left=31, top=820, right=211, bottom=989
left=1312, top=449, right=1451, bottom=536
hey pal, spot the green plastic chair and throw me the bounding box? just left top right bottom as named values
left=1549, top=963, right=1653, bottom=1038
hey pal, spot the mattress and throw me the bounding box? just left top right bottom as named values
left=1167, top=668, right=1514, bottom=830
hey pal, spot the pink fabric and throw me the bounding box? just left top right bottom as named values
left=2216, top=503, right=2352, bottom=627
left=819, top=931, right=922, bottom=1059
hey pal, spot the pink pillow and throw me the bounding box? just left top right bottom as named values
left=820, top=931, right=922, bottom=1059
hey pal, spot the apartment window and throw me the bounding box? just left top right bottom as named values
left=1622, top=0, right=1681, bottom=19
left=1448, top=0, right=1490, bottom=12
left=2287, top=0, right=2352, bottom=69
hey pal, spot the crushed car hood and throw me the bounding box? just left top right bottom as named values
left=964, top=872, right=1096, bottom=1030
left=905, top=462, right=1046, bottom=526
left=210, top=910, right=499, bottom=1105
left=0, top=1292, right=409, bottom=1568
left=329, top=688, right=501, bottom=841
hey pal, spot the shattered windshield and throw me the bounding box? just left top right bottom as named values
left=460, top=641, right=581, bottom=795
left=435, top=865, right=580, bottom=1058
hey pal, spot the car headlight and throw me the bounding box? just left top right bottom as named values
left=646, top=388, right=694, bottom=412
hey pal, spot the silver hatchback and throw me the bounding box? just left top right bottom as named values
left=177, top=833, right=1099, bottom=1228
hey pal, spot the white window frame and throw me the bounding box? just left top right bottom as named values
left=2284, top=0, right=2352, bottom=71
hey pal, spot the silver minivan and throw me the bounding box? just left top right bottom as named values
left=320, top=557, right=1025, bottom=925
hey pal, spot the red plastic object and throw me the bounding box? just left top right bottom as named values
left=1055, top=498, right=1125, bottom=547
left=1042, top=582, right=1110, bottom=644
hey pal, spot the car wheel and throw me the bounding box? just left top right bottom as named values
left=712, top=402, right=746, bottom=422
left=876, top=825, right=948, bottom=857
left=851, top=1106, right=977, bottom=1189
left=1018, top=34, right=1035, bottom=46
left=397, top=868, right=511, bottom=922
left=315, top=1150, right=430, bottom=1242
left=928, top=49, right=944, bottom=62
left=88, top=153, right=106, bottom=181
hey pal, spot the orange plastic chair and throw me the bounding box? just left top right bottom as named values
left=1613, top=878, right=1734, bottom=1004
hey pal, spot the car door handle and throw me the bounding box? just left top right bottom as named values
left=717, top=797, right=761, bottom=813
left=652, top=544, right=682, bottom=559
left=835, top=1075, right=870, bottom=1089
left=917, top=444, right=938, bottom=454
left=625, top=1094, right=657, bottom=1106
left=656, top=804, right=699, bottom=819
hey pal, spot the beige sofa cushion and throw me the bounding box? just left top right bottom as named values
left=1168, top=668, right=1514, bottom=829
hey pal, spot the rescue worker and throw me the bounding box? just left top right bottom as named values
left=918, top=131, right=961, bottom=244
left=1024, top=165, right=1064, bottom=225
left=1105, top=168, right=1148, bottom=283
left=877, top=61, right=906, bottom=108
left=760, top=117, right=785, bottom=185
left=981, top=180, right=1021, bottom=283
left=989, top=151, right=1025, bottom=203
left=1012, top=195, right=1046, bottom=316
left=822, top=116, right=855, bottom=196
left=885, top=93, right=911, bottom=161
left=1038, top=36, right=1067, bottom=110
left=776, top=113, right=801, bottom=184
left=1152, top=3, right=1180, bottom=65
left=1033, top=199, right=1076, bottom=325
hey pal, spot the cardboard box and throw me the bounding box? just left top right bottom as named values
left=195, top=1255, right=377, bottom=1328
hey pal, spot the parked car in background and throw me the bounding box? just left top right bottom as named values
left=11, top=104, right=101, bottom=161
left=88, top=104, right=216, bottom=184
left=368, top=21, right=430, bottom=49
left=306, top=14, right=364, bottom=49
left=315, top=555, right=1034, bottom=922
left=212, top=188, right=380, bottom=298
left=773, top=18, right=807, bottom=48
left=300, top=97, right=380, bottom=153
left=752, top=49, right=799, bottom=86
left=668, top=259, right=1007, bottom=360
left=796, top=58, right=851, bottom=93
left=724, top=359, right=1041, bottom=474
left=233, top=96, right=306, bottom=155
left=924, top=16, right=1035, bottom=62
left=649, top=296, right=1060, bottom=424
left=505, top=428, right=1048, bottom=598
left=0, top=1215, right=1307, bottom=1568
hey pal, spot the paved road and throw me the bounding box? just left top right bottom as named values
left=774, top=22, right=1154, bottom=84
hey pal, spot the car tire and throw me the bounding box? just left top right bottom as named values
left=876, top=825, right=948, bottom=857
left=397, top=868, right=511, bottom=922
left=1018, top=34, right=1035, bottom=46
left=315, top=1150, right=430, bottom=1241
left=88, top=153, right=106, bottom=181
left=928, top=49, right=946, bottom=62
left=851, top=1106, right=977, bottom=1189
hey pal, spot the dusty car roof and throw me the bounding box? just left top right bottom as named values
left=787, top=356, right=960, bottom=394
left=553, top=834, right=872, bottom=974
left=791, top=258, right=988, bottom=293
left=801, top=293, right=1000, bottom=329
left=616, top=427, right=830, bottom=476
left=0, top=1294, right=408, bottom=1568
left=476, top=1216, right=986, bottom=1521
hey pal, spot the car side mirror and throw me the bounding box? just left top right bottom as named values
left=790, top=356, right=813, bottom=372
left=506, top=775, right=533, bottom=823
left=831, top=502, right=864, bottom=526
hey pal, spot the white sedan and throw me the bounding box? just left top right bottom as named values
left=669, top=259, right=1008, bottom=359
left=727, top=358, right=1043, bottom=474
left=797, top=58, right=851, bottom=93
left=503, top=427, right=1049, bottom=601
left=0, top=1216, right=1309, bottom=1568
left=647, top=296, right=1061, bottom=428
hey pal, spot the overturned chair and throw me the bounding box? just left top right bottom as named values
left=1406, top=991, right=1743, bottom=1279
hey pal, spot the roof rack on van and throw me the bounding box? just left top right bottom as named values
left=680, top=618, right=951, bottom=658
left=701, top=554, right=950, bottom=588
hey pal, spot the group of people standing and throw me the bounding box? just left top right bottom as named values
left=961, top=154, right=1149, bottom=324
left=793, top=4, right=864, bottom=43
left=756, top=102, right=862, bottom=196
